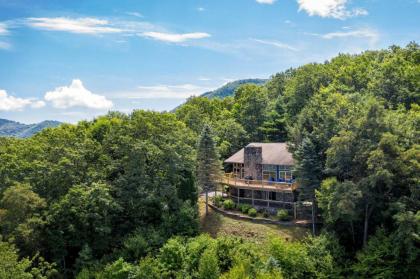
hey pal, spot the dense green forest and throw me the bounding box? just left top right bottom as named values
left=0, top=43, right=419, bottom=278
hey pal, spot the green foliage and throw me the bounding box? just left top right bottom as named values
left=45, top=182, right=119, bottom=265
left=0, top=240, right=32, bottom=279
left=202, top=79, right=267, bottom=99
left=198, top=247, right=220, bottom=279
left=268, top=237, right=316, bottom=279
left=276, top=209, right=290, bottom=221
left=99, top=258, right=133, bottom=279
left=196, top=125, right=221, bottom=193
left=223, top=199, right=235, bottom=210
left=247, top=208, right=257, bottom=217
left=233, top=84, right=269, bottom=141
left=240, top=204, right=251, bottom=214
left=353, top=230, right=395, bottom=278
left=130, top=256, right=162, bottom=279
left=262, top=210, right=270, bottom=218
left=214, top=195, right=224, bottom=207
left=0, top=183, right=46, bottom=255
left=1, top=43, right=419, bottom=277
left=158, top=237, right=186, bottom=276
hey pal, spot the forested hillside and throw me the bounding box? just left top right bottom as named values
left=0, top=43, right=418, bottom=278
left=0, top=119, right=62, bottom=138
left=201, top=78, right=267, bottom=99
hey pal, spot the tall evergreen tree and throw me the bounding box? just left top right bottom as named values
left=196, top=125, right=221, bottom=215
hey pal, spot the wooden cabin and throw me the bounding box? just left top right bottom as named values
left=222, top=143, right=297, bottom=211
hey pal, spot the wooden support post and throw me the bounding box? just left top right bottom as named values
left=237, top=187, right=239, bottom=204
left=252, top=190, right=254, bottom=206
left=293, top=202, right=297, bottom=220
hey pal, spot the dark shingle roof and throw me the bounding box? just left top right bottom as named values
left=224, top=143, right=294, bottom=165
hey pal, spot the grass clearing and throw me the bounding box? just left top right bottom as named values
left=199, top=198, right=309, bottom=244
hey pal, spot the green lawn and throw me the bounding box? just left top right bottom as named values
left=199, top=198, right=310, bottom=244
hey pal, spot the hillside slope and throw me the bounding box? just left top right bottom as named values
left=0, top=118, right=62, bottom=137
left=202, top=78, right=267, bottom=98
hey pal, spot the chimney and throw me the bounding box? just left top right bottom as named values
left=244, top=145, right=262, bottom=180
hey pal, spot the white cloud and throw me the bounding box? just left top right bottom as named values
left=251, top=38, right=299, bottom=51
left=197, top=7, right=206, bottom=12
left=140, top=31, right=211, bottom=43
left=256, top=0, right=276, bottom=4
left=126, top=12, right=143, bottom=18
left=31, top=100, right=46, bottom=109
left=0, top=23, right=9, bottom=35
left=297, top=0, right=368, bottom=19
left=113, top=84, right=213, bottom=99
left=26, top=17, right=124, bottom=34
left=319, top=28, right=379, bottom=44
left=44, top=79, right=113, bottom=109
left=306, top=28, right=379, bottom=47
left=0, top=90, right=34, bottom=111
left=22, top=17, right=212, bottom=47
left=0, top=41, right=11, bottom=49
left=0, top=23, right=10, bottom=50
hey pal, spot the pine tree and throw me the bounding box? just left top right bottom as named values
left=196, top=125, right=221, bottom=215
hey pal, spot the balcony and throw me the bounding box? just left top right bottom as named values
left=220, top=173, right=297, bottom=192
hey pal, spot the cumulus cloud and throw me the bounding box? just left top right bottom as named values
left=113, top=84, right=213, bottom=99
left=26, top=17, right=124, bottom=34
left=140, top=31, right=211, bottom=43
left=44, top=79, right=113, bottom=109
left=251, top=38, right=299, bottom=51
left=31, top=100, right=46, bottom=109
left=297, top=0, right=368, bottom=19
left=0, top=90, right=35, bottom=111
left=0, top=23, right=8, bottom=35
left=256, top=0, right=277, bottom=4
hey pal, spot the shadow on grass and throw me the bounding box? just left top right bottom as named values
left=199, top=199, right=224, bottom=237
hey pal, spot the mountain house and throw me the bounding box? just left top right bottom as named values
left=222, top=143, right=299, bottom=214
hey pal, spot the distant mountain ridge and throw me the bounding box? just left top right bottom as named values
left=201, top=78, right=267, bottom=99
left=0, top=118, right=62, bottom=138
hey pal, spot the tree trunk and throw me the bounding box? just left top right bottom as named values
left=350, top=220, right=356, bottom=247
left=205, top=190, right=209, bottom=215
left=312, top=199, right=316, bottom=236
left=363, top=203, right=369, bottom=247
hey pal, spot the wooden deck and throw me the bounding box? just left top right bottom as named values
left=220, top=174, right=296, bottom=192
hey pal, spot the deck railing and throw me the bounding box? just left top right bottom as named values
left=220, top=173, right=297, bottom=191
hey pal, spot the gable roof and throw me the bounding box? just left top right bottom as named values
left=224, top=143, right=294, bottom=165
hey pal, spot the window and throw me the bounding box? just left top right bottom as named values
left=263, top=164, right=276, bottom=181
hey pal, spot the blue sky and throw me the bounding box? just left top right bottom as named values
left=0, top=0, right=419, bottom=123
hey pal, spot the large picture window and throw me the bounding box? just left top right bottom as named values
left=262, top=164, right=294, bottom=182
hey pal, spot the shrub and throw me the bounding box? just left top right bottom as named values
left=223, top=199, right=235, bottom=210
left=214, top=196, right=224, bottom=207
left=248, top=208, right=257, bottom=217
left=277, top=209, right=291, bottom=221
left=262, top=210, right=270, bottom=218
left=198, top=247, right=220, bottom=279
left=100, top=258, right=133, bottom=279
left=240, top=204, right=252, bottom=214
